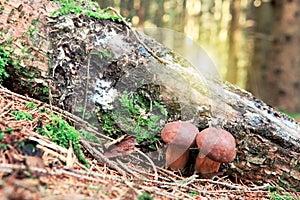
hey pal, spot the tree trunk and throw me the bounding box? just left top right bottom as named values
left=97, top=0, right=115, bottom=9
left=153, top=0, right=165, bottom=28
left=260, top=0, right=300, bottom=112
left=226, top=0, right=240, bottom=84
left=246, top=2, right=272, bottom=95
left=0, top=0, right=299, bottom=191
left=120, top=0, right=135, bottom=19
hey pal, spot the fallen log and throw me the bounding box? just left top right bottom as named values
left=0, top=0, right=299, bottom=191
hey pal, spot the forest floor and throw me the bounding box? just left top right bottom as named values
left=0, top=86, right=299, bottom=200
left=0, top=1, right=300, bottom=199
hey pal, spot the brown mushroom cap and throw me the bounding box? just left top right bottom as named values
left=161, top=121, right=181, bottom=144
left=196, top=127, right=236, bottom=163
left=161, top=121, right=199, bottom=169
left=161, top=121, right=199, bottom=146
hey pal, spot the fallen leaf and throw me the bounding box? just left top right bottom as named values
left=104, top=135, right=138, bottom=158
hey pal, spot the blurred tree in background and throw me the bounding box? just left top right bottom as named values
left=97, top=0, right=300, bottom=113
left=254, top=0, right=300, bottom=112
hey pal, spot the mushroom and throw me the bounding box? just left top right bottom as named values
left=195, top=127, right=236, bottom=174
left=161, top=121, right=198, bottom=170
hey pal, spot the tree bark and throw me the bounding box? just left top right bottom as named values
left=226, top=0, right=240, bottom=84
left=0, top=0, right=58, bottom=101
left=246, top=1, right=272, bottom=95
left=96, top=0, right=115, bottom=9
left=260, top=0, right=300, bottom=112
left=0, top=0, right=299, bottom=191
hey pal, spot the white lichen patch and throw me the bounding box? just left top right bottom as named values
left=94, top=29, right=117, bottom=46
left=91, top=79, right=118, bottom=110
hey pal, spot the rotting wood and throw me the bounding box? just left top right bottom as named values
left=44, top=11, right=300, bottom=190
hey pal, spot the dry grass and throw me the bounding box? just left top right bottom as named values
left=0, top=85, right=299, bottom=200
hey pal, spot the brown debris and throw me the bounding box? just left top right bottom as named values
left=0, top=82, right=298, bottom=200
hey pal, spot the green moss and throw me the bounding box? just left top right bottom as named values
left=99, top=90, right=168, bottom=150
left=3, top=127, right=13, bottom=134
left=0, top=127, right=15, bottom=151
left=0, top=129, right=7, bottom=150
left=279, top=110, right=300, bottom=121
left=189, top=190, right=199, bottom=197
left=287, top=113, right=300, bottom=120
left=118, top=91, right=167, bottom=144
left=25, top=102, right=37, bottom=109
left=42, top=87, right=49, bottom=96
left=0, top=45, right=11, bottom=83
left=0, top=12, right=49, bottom=98
left=137, top=193, right=154, bottom=200
left=12, top=110, right=33, bottom=121
left=99, top=111, right=121, bottom=137
left=269, top=192, right=295, bottom=200
left=38, top=107, right=48, bottom=113
left=94, top=49, right=113, bottom=59
left=52, top=0, right=123, bottom=22
left=0, top=31, right=37, bottom=91
left=39, top=114, right=89, bottom=167
left=78, top=128, right=101, bottom=144
left=0, top=143, right=8, bottom=151
left=0, top=132, right=3, bottom=141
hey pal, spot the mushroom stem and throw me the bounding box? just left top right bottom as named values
left=160, top=121, right=199, bottom=170
left=195, top=154, right=220, bottom=174
left=166, top=146, right=190, bottom=170
left=194, top=127, right=236, bottom=174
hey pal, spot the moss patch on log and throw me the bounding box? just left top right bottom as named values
left=52, top=0, right=123, bottom=22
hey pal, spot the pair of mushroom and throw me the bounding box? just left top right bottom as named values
left=161, top=121, right=236, bottom=174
